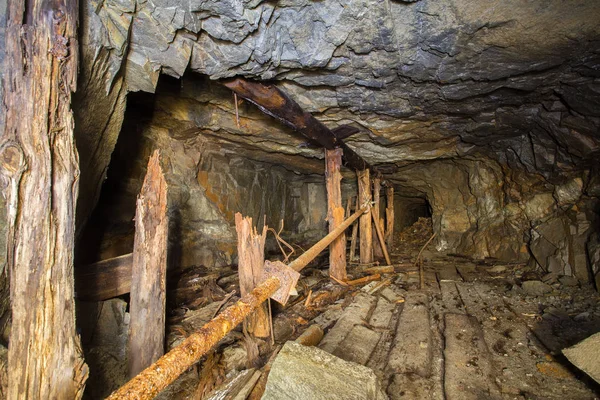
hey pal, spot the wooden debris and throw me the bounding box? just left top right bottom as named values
left=247, top=346, right=283, bottom=400
left=357, top=170, right=373, bottom=264
left=415, top=232, right=437, bottom=290
left=325, top=148, right=347, bottom=281
left=75, top=253, right=133, bottom=301
left=304, top=290, right=313, bottom=308
left=236, top=214, right=270, bottom=338
left=108, top=277, right=281, bottom=400
left=346, top=274, right=382, bottom=286
left=364, top=265, right=395, bottom=275
left=128, top=150, right=169, bottom=378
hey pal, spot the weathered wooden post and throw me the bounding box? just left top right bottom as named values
left=2, top=0, right=89, bottom=397
left=128, top=151, right=169, bottom=377
left=385, top=186, right=395, bottom=248
left=236, top=214, right=270, bottom=338
left=357, top=170, right=373, bottom=264
left=325, top=148, right=347, bottom=280
left=372, top=176, right=384, bottom=259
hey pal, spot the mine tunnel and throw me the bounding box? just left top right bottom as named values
left=1, top=0, right=600, bottom=399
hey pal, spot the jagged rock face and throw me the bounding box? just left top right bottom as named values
left=73, top=1, right=600, bottom=280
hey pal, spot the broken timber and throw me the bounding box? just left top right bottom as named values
left=222, top=78, right=372, bottom=172
left=325, top=148, right=347, bottom=281
left=128, top=150, right=169, bottom=378
left=235, top=214, right=270, bottom=338
left=358, top=170, right=374, bottom=264
left=108, top=208, right=367, bottom=399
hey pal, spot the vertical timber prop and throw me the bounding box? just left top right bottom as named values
left=128, top=151, right=169, bottom=377
left=235, top=214, right=270, bottom=338
left=325, top=148, right=347, bottom=281
left=1, top=0, right=89, bottom=398
left=357, top=170, right=373, bottom=264
left=349, top=196, right=360, bottom=263
left=372, top=177, right=384, bottom=259
left=385, top=186, right=395, bottom=249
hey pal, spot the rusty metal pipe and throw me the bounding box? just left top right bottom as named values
left=106, top=277, right=281, bottom=400
left=288, top=206, right=367, bottom=272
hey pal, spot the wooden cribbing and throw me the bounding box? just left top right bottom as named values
left=235, top=214, right=270, bottom=337
left=325, top=148, right=347, bottom=281
left=128, top=150, right=169, bottom=378
left=357, top=170, right=373, bottom=264
left=372, top=210, right=392, bottom=266
left=107, top=277, right=281, bottom=400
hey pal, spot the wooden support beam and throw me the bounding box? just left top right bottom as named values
left=325, top=148, right=347, bottom=281
left=2, top=0, right=88, bottom=397
left=358, top=170, right=373, bottom=264
left=235, top=214, right=270, bottom=338
left=128, top=151, right=169, bottom=378
left=372, top=177, right=384, bottom=259
left=372, top=211, right=392, bottom=266
left=349, top=196, right=359, bottom=262
left=385, top=186, right=395, bottom=249
left=75, top=253, right=133, bottom=301
left=222, top=78, right=372, bottom=172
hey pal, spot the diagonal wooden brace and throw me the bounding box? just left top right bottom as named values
left=261, top=260, right=301, bottom=305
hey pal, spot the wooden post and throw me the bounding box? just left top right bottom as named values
left=372, top=211, right=392, bottom=266
left=2, top=0, right=89, bottom=397
left=385, top=186, right=395, bottom=248
left=349, top=196, right=359, bottom=262
left=128, top=151, right=169, bottom=378
left=357, top=170, right=373, bottom=264
left=325, top=148, right=347, bottom=281
left=372, top=177, right=384, bottom=259
left=235, top=214, right=270, bottom=338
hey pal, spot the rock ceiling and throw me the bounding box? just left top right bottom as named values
left=75, top=0, right=600, bottom=222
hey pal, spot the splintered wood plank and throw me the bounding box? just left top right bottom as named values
left=385, top=186, right=394, bottom=249
left=2, top=0, right=88, bottom=396
left=325, top=148, right=347, bottom=280
left=235, top=213, right=270, bottom=338
left=444, top=313, right=501, bottom=400
left=75, top=253, right=133, bottom=301
left=128, top=150, right=169, bottom=377
left=357, top=169, right=373, bottom=264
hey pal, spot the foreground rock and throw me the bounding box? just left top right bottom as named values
left=563, top=332, right=600, bottom=384
left=262, top=341, right=388, bottom=400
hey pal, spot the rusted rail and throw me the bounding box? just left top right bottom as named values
left=108, top=208, right=367, bottom=399
left=288, top=206, right=367, bottom=272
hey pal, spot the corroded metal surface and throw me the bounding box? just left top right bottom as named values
left=107, top=277, right=281, bottom=400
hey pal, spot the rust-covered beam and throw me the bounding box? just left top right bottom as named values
left=222, top=78, right=372, bottom=172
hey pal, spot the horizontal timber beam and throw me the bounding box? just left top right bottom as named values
left=222, top=78, right=373, bottom=172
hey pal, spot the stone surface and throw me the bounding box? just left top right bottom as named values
left=521, top=280, right=553, bottom=296
left=333, top=325, right=381, bottom=365
left=262, top=341, right=388, bottom=400
left=563, top=332, right=600, bottom=384
left=387, top=292, right=432, bottom=377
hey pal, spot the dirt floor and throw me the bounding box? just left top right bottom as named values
left=81, top=218, right=600, bottom=399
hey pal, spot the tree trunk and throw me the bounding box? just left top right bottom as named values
left=357, top=170, right=373, bottom=264
left=235, top=214, right=270, bottom=338
left=325, top=148, right=347, bottom=280
left=385, top=186, right=395, bottom=248
left=128, top=151, right=169, bottom=377
left=1, top=0, right=88, bottom=397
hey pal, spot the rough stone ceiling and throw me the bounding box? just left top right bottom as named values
left=83, top=0, right=600, bottom=186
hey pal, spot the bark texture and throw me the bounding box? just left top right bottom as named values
left=128, top=150, right=169, bottom=377
left=235, top=214, right=270, bottom=337
left=1, top=0, right=88, bottom=397
left=358, top=170, right=373, bottom=264
left=325, top=148, right=347, bottom=280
